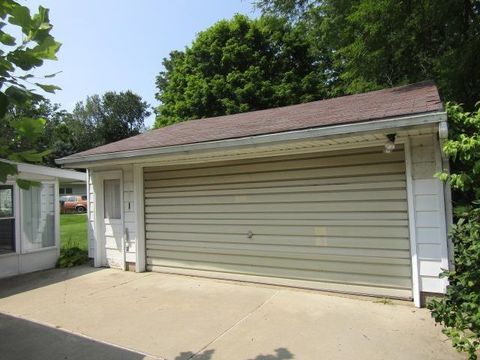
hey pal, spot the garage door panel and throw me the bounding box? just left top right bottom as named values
left=145, top=201, right=407, bottom=214
left=145, top=181, right=407, bottom=198
left=145, top=190, right=406, bottom=206
left=147, top=232, right=410, bottom=250
left=144, top=151, right=405, bottom=181
left=146, top=174, right=407, bottom=194
left=146, top=218, right=409, bottom=227
left=145, top=147, right=412, bottom=297
left=147, top=244, right=411, bottom=263
left=147, top=240, right=411, bottom=259
left=146, top=249, right=411, bottom=277
left=147, top=259, right=412, bottom=290
left=145, top=163, right=405, bottom=188
left=146, top=224, right=409, bottom=238
left=146, top=211, right=408, bottom=221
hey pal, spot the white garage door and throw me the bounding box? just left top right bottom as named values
left=144, top=146, right=412, bottom=298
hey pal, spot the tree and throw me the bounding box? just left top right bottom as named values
left=255, top=0, right=480, bottom=109
left=0, top=0, right=61, bottom=186
left=3, top=98, right=72, bottom=167
left=154, top=14, right=331, bottom=127
left=71, top=91, right=150, bottom=151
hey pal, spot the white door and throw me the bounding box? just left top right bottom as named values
left=97, top=173, right=124, bottom=269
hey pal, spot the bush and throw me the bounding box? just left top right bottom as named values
left=57, top=237, right=89, bottom=268
left=428, top=102, right=480, bottom=359
left=56, top=247, right=89, bottom=268
left=428, top=206, right=480, bottom=359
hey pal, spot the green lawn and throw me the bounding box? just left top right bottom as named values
left=60, top=214, right=88, bottom=250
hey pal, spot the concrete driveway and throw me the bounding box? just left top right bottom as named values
left=0, top=266, right=461, bottom=360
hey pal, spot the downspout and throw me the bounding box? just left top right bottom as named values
left=438, top=121, right=454, bottom=269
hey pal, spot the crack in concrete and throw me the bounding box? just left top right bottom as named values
left=86, top=273, right=154, bottom=297
left=62, top=271, right=69, bottom=304
left=188, top=290, right=280, bottom=359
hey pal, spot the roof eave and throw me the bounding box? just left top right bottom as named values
left=57, top=111, right=447, bottom=168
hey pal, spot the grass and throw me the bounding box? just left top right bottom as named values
left=60, top=214, right=88, bottom=251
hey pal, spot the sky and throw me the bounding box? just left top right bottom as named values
left=25, top=0, right=259, bottom=128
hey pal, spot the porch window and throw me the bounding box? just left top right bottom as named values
left=104, top=179, right=121, bottom=219
left=21, top=184, right=55, bottom=251
left=0, top=185, right=15, bottom=254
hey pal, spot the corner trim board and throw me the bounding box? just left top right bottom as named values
left=404, top=138, right=421, bottom=307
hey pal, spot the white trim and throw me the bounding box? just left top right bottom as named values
left=4, top=161, right=86, bottom=182
left=14, top=184, right=20, bottom=254
left=133, top=164, right=146, bottom=272
left=86, top=169, right=92, bottom=258
left=404, top=138, right=421, bottom=307
left=20, top=246, right=57, bottom=254
left=437, top=125, right=454, bottom=268
left=433, top=134, right=451, bottom=278
left=57, top=112, right=447, bottom=166
left=54, top=179, right=60, bottom=256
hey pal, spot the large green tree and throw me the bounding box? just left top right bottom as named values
left=255, top=0, right=480, bottom=109
left=0, top=0, right=61, bottom=185
left=154, top=14, right=331, bottom=127
left=71, top=91, right=150, bottom=151
left=3, top=98, right=72, bottom=167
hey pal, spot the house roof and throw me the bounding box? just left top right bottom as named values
left=58, top=81, right=443, bottom=164
left=6, top=161, right=87, bottom=182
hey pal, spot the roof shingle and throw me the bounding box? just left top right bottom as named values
left=63, top=81, right=442, bottom=159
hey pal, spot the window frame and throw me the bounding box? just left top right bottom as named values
left=0, top=181, right=20, bottom=257
left=0, top=184, right=16, bottom=254
left=19, top=181, right=58, bottom=254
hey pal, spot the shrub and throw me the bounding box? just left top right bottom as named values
left=428, top=102, right=480, bottom=359
left=56, top=247, right=89, bottom=268
left=57, top=237, right=89, bottom=268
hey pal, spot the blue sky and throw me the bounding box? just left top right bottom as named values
left=25, top=0, right=259, bottom=127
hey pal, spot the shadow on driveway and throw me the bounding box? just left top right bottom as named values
left=0, top=312, right=295, bottom=360
left=0, top=312, right=152, bottom=360
left=174, top=347, right=294, bottom=360
left=0, top=264, right=101, bottom=299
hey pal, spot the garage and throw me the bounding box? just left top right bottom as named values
left=143, top=145, right=412, bottom=298
left=58, top=81, right=451, bottom=306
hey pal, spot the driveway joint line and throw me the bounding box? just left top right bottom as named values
left=189, top=290, right=280, bottom=359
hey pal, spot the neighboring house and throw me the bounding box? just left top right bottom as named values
left=0, top=162, right=86, bottom=278
left=59, top=182, right=86, bottom=196
left=57, top=81, right=451, bottom=307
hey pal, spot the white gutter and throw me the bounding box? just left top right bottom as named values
left=57, top=111, right=447, bottom=167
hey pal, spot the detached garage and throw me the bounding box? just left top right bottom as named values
left=57, top=81, right=451, bottom=307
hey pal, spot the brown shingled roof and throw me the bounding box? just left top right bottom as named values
left=62, top=81, right=442, bottom=160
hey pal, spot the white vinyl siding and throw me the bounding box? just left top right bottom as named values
left=144, top=146, right=412, bottom=298
left=410, top=135, right=449, bottom=293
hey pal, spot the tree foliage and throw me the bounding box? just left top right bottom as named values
left=255, top=0, right=480, bottom=109
left=0, top=0, right=61, bottom=187
left=155, top=14, right=331, bottom=127
left=71, top=91, right=150, bottom=151
left=3, top=98, right=71, bottom=167
left=428, top=103, right=480, bottom=360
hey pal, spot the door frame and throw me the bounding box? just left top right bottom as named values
left=93, top=170, right=124, bottom=269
